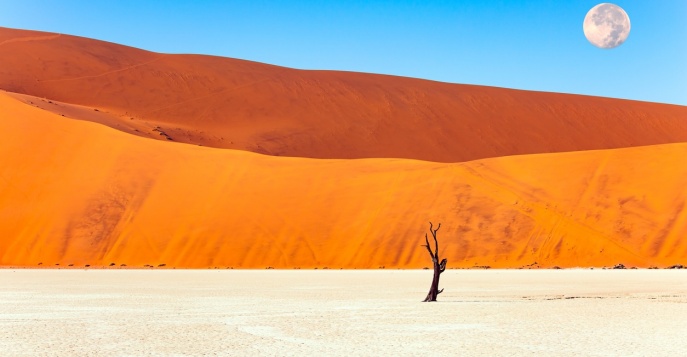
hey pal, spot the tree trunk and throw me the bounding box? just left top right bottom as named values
left=423, top=257, right=447, bottom=302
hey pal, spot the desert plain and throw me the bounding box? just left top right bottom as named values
left=2, top=269, right=687, bottom=356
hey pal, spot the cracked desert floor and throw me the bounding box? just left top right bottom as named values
left=1, top=270, right=686, bottom=356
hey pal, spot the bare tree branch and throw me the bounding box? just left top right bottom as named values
left=432, top=223, right=441, bottom=257
left=423, top=233, right=435, bottom=259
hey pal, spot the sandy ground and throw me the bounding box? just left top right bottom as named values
left=1, top=270, right=686, bottom=356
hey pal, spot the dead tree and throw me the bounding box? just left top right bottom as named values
left=422, top=222, right=447, bottom=302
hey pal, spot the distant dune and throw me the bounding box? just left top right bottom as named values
left=2, top=92, right=685, bottom=268
left=2, top=26, right=687, bottom=162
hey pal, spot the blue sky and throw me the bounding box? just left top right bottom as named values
left=1, top=1, right=685, bottom=105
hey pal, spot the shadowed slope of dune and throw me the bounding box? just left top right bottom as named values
left=1, top=26, right=686, bottom=162
left=1, top=92, right=685, bottom=268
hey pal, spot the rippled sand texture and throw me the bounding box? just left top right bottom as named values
left=1, top=270, right=686, bottom=356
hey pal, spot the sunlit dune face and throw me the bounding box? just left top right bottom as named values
left=1, top=92, right=686, bottom=269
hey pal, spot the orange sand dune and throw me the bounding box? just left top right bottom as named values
left=1, top=92, right=685, bottom=268
left=1, top=26, right=686, bottom=162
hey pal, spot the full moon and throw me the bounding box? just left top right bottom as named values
left=583, top=3, right=631, bottom=49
